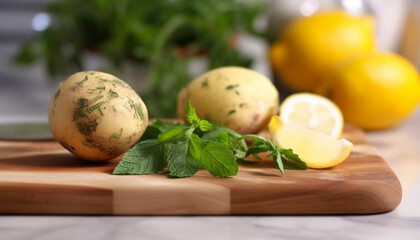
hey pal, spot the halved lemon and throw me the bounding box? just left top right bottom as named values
left=269, top=116, right=353, bottom=169
left=279, top=93, right=344, bottom=138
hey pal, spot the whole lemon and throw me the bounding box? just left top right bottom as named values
left=327, top=52, right=420, bottom=130
left=270, top=11, right=375, bottom=92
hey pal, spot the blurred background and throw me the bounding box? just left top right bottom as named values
left=0, top=0, right=418, bottom=124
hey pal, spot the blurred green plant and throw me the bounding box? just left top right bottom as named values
left=13, top=0, right=268, bottom=117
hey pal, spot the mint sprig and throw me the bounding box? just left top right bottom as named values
left=113, top=101, right=306, bottom=177
left=112, top=139, right=167, bottom=175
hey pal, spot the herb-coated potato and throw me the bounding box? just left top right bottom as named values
left=48, top=71, right=148, bottom=161
left=177, top=66, right=279, bottom=134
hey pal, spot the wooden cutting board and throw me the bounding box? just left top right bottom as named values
left=0, top=124, right=402, bottom=215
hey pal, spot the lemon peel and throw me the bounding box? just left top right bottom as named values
left=328, top=52, right=420, bottom=130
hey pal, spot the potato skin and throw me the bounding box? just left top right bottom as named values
left=48, top=71, right=148, bottom=161
left=177, top=66, right=279, bottom=134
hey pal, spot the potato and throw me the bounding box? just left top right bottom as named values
left=48, top=71, right=148, bottom=161
left=177, top=66, right=279, bottom=134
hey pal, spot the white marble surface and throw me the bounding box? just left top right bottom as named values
left=1, top=213, right=420, bottom=240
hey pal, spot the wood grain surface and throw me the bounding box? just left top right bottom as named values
left=0, top=124, right=402, bottom=215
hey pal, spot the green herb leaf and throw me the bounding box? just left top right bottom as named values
left=241, top=134, right=304, bottom=174
left=158, top=125, right=192, bottom=143
left=141, top=119, right=185, bottom=141
left=246, top=145, right=271, bottom=156
left=167, top=140, right=201, bottom=178
left=188, top=133, right=205, bottom=160
left=200, top=127, right=225, bottom=141
left=280, top=149, right=307, bottom=170
left=202, top=126, right=247, bottom=152
left=198, top=119, right=216, bottom=132
left=243, top=134, right=272, bottom=156
left=212, top=131, right=235, bottom=150
left=113, top=139, right=166, bottom=175
left=274, top=153, right=284, bottom=175
left=152, top=119, right=183, bottom=132
left=140, top=125, right=163, bottom=141
left=113, top=102, right=305, bottom=178
left=199, top=141, right=238, bottom=177
left=185, top=100, right=200, bottom=126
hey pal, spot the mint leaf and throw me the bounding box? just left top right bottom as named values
left=202, top=126, right=247, bottom=153
left=280, top=149, right=307, bottom=170
left=198, top=119, right=216, bottom=132
left=141, top=120, right=185, bottom=141
left=243, top=134, right=272, bottom=156
left=152, top=119, right=183, bottom=132
left=158, top=125, right=192, bottom=143
left=246, top=145, right=271, bottom=156
left=201, top=127, right=226, bottom=141
left=140, top=125, right=162, bottom=141
left=234, top=149, right=247, bottom=159
left=201, top=127, right=246, bottom=159
left=242, top=134, right=303, bottom=174
left=113, top=139, right=166, bottom=175
left=185, top=100, right=200, bottom=125
left=274, top=153, right=284, bottom=174
left=213, top=131, right=235, bottom=150
left=218, top=127, right=248, bottom=154
left=114, top=102, right=306, bottom=178
left=188, top=133, right=204, bottom=160
left=199, top=141, right=238, bottom=177
left=167, top=140, right=201, bottom=177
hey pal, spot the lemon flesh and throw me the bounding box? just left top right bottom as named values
left=269, top=116, right=353, bottom=169
left=279, top=93, right=343, bottom=138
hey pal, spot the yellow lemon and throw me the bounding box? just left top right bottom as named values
left=279, top=93, right=343, bottom=138
left=327, top=52, right=420, bottom=130
left=269, top=10, right=375, bottom=92
left=269, top=116, right=353, bottom=169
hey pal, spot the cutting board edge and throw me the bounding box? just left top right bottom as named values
left=0, top=172, right=402, bottom=215
left=0, top=123, right=405, bottom=215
